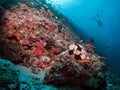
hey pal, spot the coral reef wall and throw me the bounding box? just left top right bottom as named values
left=0, top=0, right=120, bottom=90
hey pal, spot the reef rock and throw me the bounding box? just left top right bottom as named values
left=0, top=59, right=20, bottom=90
left=43, top=54, right=106, bottom=90
left=43, top=55, right=84, bottom=86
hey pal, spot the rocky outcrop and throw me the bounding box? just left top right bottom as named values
left=44, top=55, right=84, bottom=86
left=43, top=54, right=106, bottom=90
left=0, top=59, right=20, bottom=90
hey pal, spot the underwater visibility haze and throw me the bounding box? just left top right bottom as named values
left=47, top=0, right=120, bottom=76
left=0, top=0, right=120, bottom=90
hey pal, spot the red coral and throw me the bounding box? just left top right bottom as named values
left=81, top=57, right=89, bottom=61
left=34, top=49, right=43, bottom=55
left=29, top=21, right=36, bottom=29
left=47, top=25, right=55, bottom=31
left=35, top=59, right=51, bottom=68
left=46, top=63, right=51, bottom=67
left=34, top=42, right=43, bottom=55
left=85, top=43, right=95, bottom=53
left=53, top=48, right=59, bottom=53
left=37, top=42, right=43, bottom=49
left=49, top=53, right=55, bottom=59
left=36, top=61, right=44, bottom=68
left=86, top=43, right=94, bottom=48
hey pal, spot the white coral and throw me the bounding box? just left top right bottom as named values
left=40, top=56, right=51, bottom=64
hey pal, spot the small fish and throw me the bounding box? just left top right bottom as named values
left=41, top=6, right=45, bottom=10
left=43, top=5, right=48, bottom=9
left=39, top=2, right=42, bottom=4
left=31, top=2, right=34, bottom=5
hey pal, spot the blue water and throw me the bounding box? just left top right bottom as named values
left=46, top=0, right=120, bottom=76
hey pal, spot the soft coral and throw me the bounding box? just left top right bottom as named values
left=34, top=42, right=43, bottom=55
left=29, top=21, right=36, bottom=29
left=85, top=43, right=95, bottom=53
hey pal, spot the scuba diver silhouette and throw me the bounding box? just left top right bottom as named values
left=94, top=13, right=103, bottom=27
